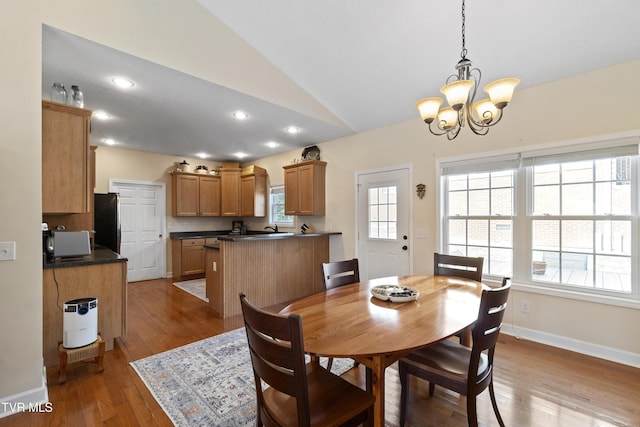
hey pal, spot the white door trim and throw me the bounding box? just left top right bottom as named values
left=109, top=178, right=167, bottom=279
left=354, top=164, right=414, bottom=276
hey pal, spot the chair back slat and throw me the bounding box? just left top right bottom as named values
left=434, top=253, right=483, bottom=281
left=322, top=258, right=360, bottom=290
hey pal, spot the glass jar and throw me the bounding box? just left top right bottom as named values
left=68, top=85, right=84, bottom=108
left=50, top=83, right=67, bottom=104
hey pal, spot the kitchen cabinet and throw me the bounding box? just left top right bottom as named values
left=241, top=165, right=267, bottom=217
left=42, top=100, right=92, bottom=214
left=283, top=160, right=327, bottom=215
left=43, top=259, right=127, bottom=367
left=220, top=168, right=241, bottom=216
left=171, top=172, right=220, bottom=217
left=172, top=237, right=218, bottom=280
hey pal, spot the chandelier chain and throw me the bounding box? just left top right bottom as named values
left=460, top=0, right=467, bottom=58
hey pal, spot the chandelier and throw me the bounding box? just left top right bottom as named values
left=416, top=0, right=519, bottom=140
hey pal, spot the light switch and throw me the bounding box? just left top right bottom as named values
left=0, top=242, right=16, bottom=261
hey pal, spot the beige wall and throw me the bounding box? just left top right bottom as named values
left=1, top=0, right=639, bottom=409
left=0, top=0, right=336, bottom=408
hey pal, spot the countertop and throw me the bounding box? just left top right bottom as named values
left=43, top=247, right=127, bottom=269
left=170, top=230, right=341, bottom=241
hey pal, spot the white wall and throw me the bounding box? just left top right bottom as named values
left=1, top=0, right=639, bottom=413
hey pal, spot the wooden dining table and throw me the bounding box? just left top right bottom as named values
left=280, top=275, right=484, bottom=427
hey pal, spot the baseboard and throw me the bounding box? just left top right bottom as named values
left=501, top=324, right=640, bottom=369
left=0, top=365, right=50, bottom=419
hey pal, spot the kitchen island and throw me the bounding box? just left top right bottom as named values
left=204, top=232, right=340, bottom=318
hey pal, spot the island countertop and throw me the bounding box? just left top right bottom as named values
left=217, top=231, right=341, bottom=242
left=43, top=247, right=127, bottom=269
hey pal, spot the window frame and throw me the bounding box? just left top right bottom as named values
left=269, top=185, right=294, bottom=227
left=438, top=134, right=640, bottom=308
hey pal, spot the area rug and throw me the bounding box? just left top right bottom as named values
left=131, top=327, right=354, bottom=427
left=173, top=278, right=208, bottom=302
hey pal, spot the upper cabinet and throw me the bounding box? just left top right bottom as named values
left=220, top=168, right=241, bottom=216
left=171, top=166, right=266, bottom=217
left=283, top=160, right=326, bottom=216
left=241, top=166, right=267, bottom=217
left=42, top=100, right=92, bottom=214
left=171, top=172, right=220, bottom=217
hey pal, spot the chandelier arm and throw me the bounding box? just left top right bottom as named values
left=447, top=125, right=463, bottom=140
left=426, top=121, right=450, bottom=137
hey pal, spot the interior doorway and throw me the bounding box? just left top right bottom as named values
left=109, top=179, right=166, bottom=282
left=356, top=166, right=412, bottom=280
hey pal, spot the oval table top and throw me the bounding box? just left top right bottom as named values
left=280, top=275, right=483, bottom=358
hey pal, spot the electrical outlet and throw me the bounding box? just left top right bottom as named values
left=520, top=300, right=530, bottom=313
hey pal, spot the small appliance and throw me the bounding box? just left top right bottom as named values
left=46, top=230, right=91, bottom=258
left=63, top=297, right=98, bottom=348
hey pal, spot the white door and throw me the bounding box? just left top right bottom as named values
left=110, top=180, right=166, bottom=282
left=357, top=167, right=411, bottom=280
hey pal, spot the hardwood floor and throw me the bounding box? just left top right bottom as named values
left=2, top=278, right=639, bottom=426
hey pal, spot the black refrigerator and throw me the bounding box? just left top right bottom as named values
left=94, top=192, right=121, bottom=253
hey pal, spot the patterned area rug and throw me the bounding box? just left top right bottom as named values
left=131, top=327, right=354, bottom=426
left=173, top=278, right=208, bottom=302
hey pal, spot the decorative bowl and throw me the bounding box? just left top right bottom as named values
left=371, top=285, right=420, bottom=302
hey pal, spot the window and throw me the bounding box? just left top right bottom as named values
left=440, top=137, right=640, bottom=301
left=269, top=186, right=294, bottom=226
left=368, top=185, right=397, bottom=239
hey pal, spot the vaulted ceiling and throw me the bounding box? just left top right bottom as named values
left=42, top=0, right=640, bottom=162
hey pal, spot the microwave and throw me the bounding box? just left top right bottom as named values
left=46, top=231, right=91, bottom=258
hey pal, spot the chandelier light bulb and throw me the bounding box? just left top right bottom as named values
left=437, top=107, right=458, bottom=131
left=440, top=80, right=474, bottom=111
left=484, top=78, right=520, bottom=109
left=472, top=98, right=498, bottom=124
left=416, top=97, right=444, bottom=123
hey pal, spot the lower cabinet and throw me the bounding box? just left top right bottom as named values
left=42, top=261, right=127, bottom=367
left=172, top=237, right=219, bottom=280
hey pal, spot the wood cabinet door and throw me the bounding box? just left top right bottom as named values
left=220, top=169, right=241, bottom=216
left=181, top=239, right=205, bottom=275
left=199, top=176, right=220, bottom=216
left=240, top=175, right=256, bottom=216
left=173, top=174, right=199, bottom=216
left=284, top=167, right=299, bottom=215
left=297, top=163, right=315, bottom=215
left=42, top=101, right=91, bottom=213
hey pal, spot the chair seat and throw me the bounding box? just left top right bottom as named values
left=263, top=362, right=374, bottom=427
left=402, top=340, right=489, bottom=391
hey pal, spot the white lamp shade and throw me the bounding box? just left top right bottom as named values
left=472, top=98, right=498, bottom=123
left=437, top=107, right=458, bottom=131
left=416, top=97, right=444, bottom=123
left=440, top=80, right=474, bottom=110
left=484, top=78, right=520, bottom=108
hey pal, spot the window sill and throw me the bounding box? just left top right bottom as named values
left=506, top=280, right=640, bottom=310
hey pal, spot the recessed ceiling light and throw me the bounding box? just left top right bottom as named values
left=196, top=152, right=209, bottom=159
left=102, top=138, right=117, bottom=146
left=92, top=110, right=111, bottom=120
left=110, top=77, right=135, bottom=89
left=265, top=141, right=279, bottom=149
left=232, top=111, right=249, bottom=120
left=285, top=126, right=300, bottom=134
left=233, top=152, right=249, bottom=159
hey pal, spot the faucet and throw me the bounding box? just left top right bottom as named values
left=264, top=225, right=278, bottom=233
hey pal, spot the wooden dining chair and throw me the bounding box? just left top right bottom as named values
left=434, top=253, right=484, bottom=346
left=322, top=258, right=360, bottom=290
left=239, top=293, right=374, bottom=427
left=434, top=253, right=484, bottom=281
left=321, top=259, right=360, bottom=371
left=397, top=278, right=511, bottom=427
